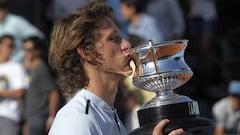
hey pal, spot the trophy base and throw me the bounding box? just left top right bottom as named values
left=130, top=101, right=213, bottom=135
left=130, top=116, right=212, bottom=135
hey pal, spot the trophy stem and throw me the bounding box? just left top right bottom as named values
left=156, top=89, right=174, bottom=97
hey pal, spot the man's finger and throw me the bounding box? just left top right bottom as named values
left=169, top=128, right=186, bottom=135
left=152, top=119, right=170, bottom=135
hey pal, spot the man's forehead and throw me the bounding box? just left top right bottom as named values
left=0, top=37, right=13, bottom=42
left=99, top=17, right=117, bottom=28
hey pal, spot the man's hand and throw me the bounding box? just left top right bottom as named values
left=152, top=119, right=186, bottom=135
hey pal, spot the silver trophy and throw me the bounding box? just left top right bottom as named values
left=130, top=40, right=212, bottom=135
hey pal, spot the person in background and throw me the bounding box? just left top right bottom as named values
left=52, top=0, right=89, bottom=19
left=124, top=89, right=144, bottom=133
left=23, top=36, right=60, bottom=135
left=48, top=0, right=185, bottom=135
left=0, top=35, right=29, bottom=135
left=212, top=80, right=240, bottom=135
left=7, top=0, right=43, bottom=28
left=120, top=0, right=163, bottom=47
left=52, top=0, right=128, bottom=38
left=188, top=0, right=217, bottom=55
left=0, top=0, right=44, bottom=63
left=146, top=0, right=185, bottom=40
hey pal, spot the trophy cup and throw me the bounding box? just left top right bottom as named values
left=130, top=40, right=212, bottom=135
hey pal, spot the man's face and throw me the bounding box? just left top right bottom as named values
left=230, top=95, right=240, bottom=111
left=0, top=9, right=7, bottom=22
left=0, top=37, right=14, bottom=61
left=23, top=40, right=37, bottom=61
left=120, top=3, right=135, bottom=21
left=94, top=18, right=133, bottom=78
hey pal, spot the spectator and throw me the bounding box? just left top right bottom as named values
left=51, top=0, right=128, bottom=37
left=188, top=0, right=217, bottom=55
left=212, top=80, right=240, bottom=135
left=23, top=36, right=60, bottom=135
left=146, top=0, right=185, bottom=40
left=107, top=0, right=128, bottom=38
left=52, top=0, right=89, bottom=19
left=8, top=0, right=43, bottom=26
left=0, top=0, right=44, bottom=63
left=120, top=0, right=163, bottom=47
left=0, top=35, right=29, bottom=135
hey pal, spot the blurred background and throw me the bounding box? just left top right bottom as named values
left=1, top=0, right=240, bottom=135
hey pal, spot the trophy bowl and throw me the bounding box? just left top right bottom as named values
left=130, top=40, right=212, bottom=135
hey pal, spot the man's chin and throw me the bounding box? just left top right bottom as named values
left=121, top=69, right=133, bottom=77
left=105, top=69, right=133, bottom=78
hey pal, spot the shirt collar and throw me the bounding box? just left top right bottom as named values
left=77, top=88, right=114, bottom=113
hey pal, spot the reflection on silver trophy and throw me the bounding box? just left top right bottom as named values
left=130, top=40, right=212, bottom=135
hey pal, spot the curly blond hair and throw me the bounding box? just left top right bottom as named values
left=49, top=0, right=115, bottom=97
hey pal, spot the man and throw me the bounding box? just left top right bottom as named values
left=146, top=0, right=185, bottom=40
left=0, top=35, right=28, bottom=135
left=0, top=0, right=44, bottom=62
left=48, top=0, right=185, bottom=135
left=213, top=80, right=240, bottom=135
left=23, top=36, right=60, bottom=135
left=120, top=0, right=163, bottom=46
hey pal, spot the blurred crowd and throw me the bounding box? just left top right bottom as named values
left=0, top=0, right=240, bottom=135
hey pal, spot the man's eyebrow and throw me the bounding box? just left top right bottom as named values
left=110, top=29, right=120, bottom=36
left=110, top=29, right=118, bottom=34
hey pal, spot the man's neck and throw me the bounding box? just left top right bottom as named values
left=85, top=66, right=121, bottom=108
left=131, top=13, right=141, bottom=26
left=29, top=57, right=42, bottom=68
left=0, top=57, right=8, bottom=63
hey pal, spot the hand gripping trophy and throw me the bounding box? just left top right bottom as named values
left=130, top=40, right=212, bottom=135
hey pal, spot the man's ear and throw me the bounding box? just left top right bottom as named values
left=77, top=47, right=93, bottom=62
left=77, top=47, right=101, bottom=67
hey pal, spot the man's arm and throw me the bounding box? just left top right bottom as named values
left=212, top=98, right=228, bottom=135
left=0, top=89, right=24, bottom=99
left=214, top=127, right=224, bottom=135
left=46, top=90, right=60, bottom=131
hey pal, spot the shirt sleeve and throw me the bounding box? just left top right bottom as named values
left=145, top=17, right=163, bottom=43
left=212, top=98, right=228, bottom=128
left=49, top=109, right=100, bottom=135
left=167, top=0, right=185, bottom=36
left=15, top=15, right=45, bottom=39
left=11, top=64, right=29, bottom=90
left=39, top=63, right=56, bottom=93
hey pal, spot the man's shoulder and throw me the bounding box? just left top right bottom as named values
left=49, top=100, right=100, bottom=135
left=56, top=105, right=92, bottom=122
left=6, top=14, right=27, bottom=23
left=0, top=61, right=23, bottom=69
left=140, top=14, right=157, bottom=23
left=55, top=95, right=92, bottom=121
left=213, top=97, right=231, bottom=113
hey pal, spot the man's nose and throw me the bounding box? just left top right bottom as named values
left=121, top=38, right=131, bottom=51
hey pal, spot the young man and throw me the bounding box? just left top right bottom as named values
left=146, top=0, right=185, bottom=40
left=0, top=35, right=29, bottom=135
left=48, top=1, right=185, bottom=135
left=213, top=80, right=240, bottom=135
left=0, top=0, right=44, bottom=62
left=23, top=37, right=60, bottom=135
left=120, top=0, right=163, bottom=46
